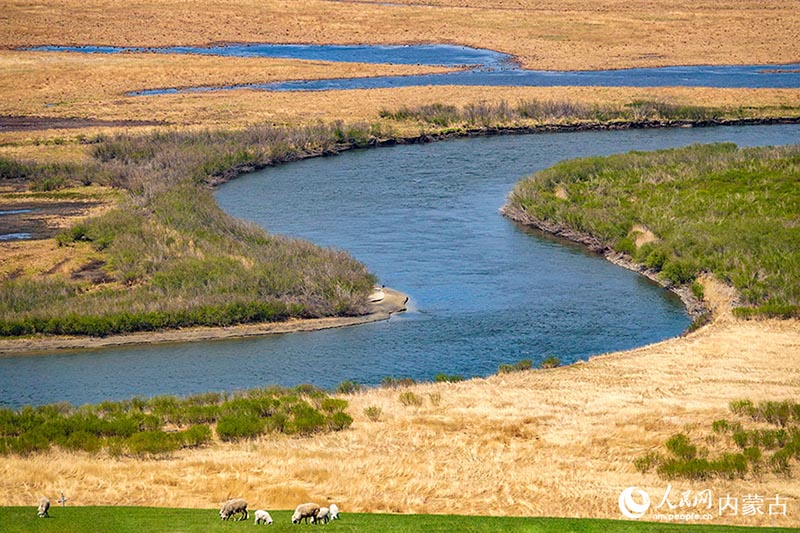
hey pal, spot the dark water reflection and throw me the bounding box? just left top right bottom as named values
left=1, top=125, right=798, bottom=407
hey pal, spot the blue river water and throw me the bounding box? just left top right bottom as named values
left=0, top=124, right=798, bottom=408
left=27, top=44, right=800, bottom=92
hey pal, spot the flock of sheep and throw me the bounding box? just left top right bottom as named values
left=220, top=498, right=340, bottom=525
left=34, top=496, right=340, bottom=525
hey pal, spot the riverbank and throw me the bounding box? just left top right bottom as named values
left=501, top=204, right=708, bottom=320
left=2, top=302, right=798, bottom=527
left=0, top=288, right=408, bottom=356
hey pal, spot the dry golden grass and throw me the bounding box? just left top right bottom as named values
left=2, top=0, right=799, bottom=71
left=1, top=281, right=799, bottom=526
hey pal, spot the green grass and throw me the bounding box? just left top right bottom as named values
left=0, top=507, right=794, bottom=532
left=507, top=143, right=800, bottom=317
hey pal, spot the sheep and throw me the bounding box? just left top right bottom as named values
left=37, top=497, right=50, bottom=518
left=291, top=502, right=320, bottom=524
left=311, top=507, right=329, bottom=525
left=219, top=498, right=248, bottom=521
left=254, top=509, right=273, bottom=525
left=329, top=503, right=340, bottom=520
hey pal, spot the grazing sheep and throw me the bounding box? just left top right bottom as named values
left=254, top=509, right=273, bottom=525
left=37, top=497, right=50, bottom=518
left=312, top=507, right=330, bottom=525
left=219, top=498, right=248, bottom=521
left=291, top=502, right=320, bottom=524
left=329, top=504, right=339, bottom=520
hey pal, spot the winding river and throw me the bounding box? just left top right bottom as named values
left=0, top=124, right=798, bottom=408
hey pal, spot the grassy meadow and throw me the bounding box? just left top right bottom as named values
left=0, top=507, right=792, bottom=533
left=507, top=143, right=800, bottom=317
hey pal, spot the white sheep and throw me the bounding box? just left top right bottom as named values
left=219, top=498, right=248, bottom=521
left=254, top=509, right=273, bottom=525
left=312, top=507, right=329, bottom=525
left=329, top=504, right=339, bottom=520
left=37, top=497, right=50, bottom=518
left=291, top=502, right=320, bottom=524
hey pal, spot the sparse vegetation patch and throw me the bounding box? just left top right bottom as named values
left=636, top=400, right=800, bottom=480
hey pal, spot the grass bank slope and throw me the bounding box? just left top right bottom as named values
left=506, top=143, right=800, bottom=318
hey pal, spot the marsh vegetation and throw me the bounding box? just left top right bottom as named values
left=507, top=143, right=800, bottom=317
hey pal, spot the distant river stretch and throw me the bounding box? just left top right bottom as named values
left=27, top=43, right=800, bottom=93
left=1, top=124, right=798, bottom=407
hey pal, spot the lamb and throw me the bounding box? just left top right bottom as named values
left=329, top=504, right=340, bottom=520
left=254, top=509, right=273, bottom=525
left=219, top=498, right=248, bottom=521
left=37, top=497, right=50, bottom=518
left=312, top=507, right=330, bottom=524
left=291, top=502, right=320, bottom=524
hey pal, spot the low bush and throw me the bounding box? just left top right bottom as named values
left=398, top=391, right=423, bottom=407
left=0, top=385, right=353, bottom=456
left=363, top=406, right=382, bottom=422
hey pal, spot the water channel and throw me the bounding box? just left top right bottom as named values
left=0, top=124, right=798, bottom=408
left=27, top=44, right=800, bottom=93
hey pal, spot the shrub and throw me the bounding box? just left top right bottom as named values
left=215, top=415, right=266, bottom=441
left=125, top=431, right=179, bottom=457
left=665, top=433, right=698, bottom=461
left=539, top=356, right=560, bottom=369
left=179, top=425, right=212, bottom=447
left=336, top=381, right=361, bottom=395
left=433, top=373, right=463, bottom=383
left=364, top=406, right=382, bottom=422
left=398, top=391, right=423, bottom=407
left=327, top=411, right=353, bottom=431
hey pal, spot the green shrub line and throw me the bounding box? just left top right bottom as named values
left=635, top=400, right=800, bottom=480
left=507, top=143, right=800, bottom=318
left=0, top=385, right=352, bottom=457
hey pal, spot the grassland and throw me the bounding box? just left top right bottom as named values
left=2, top=507, right=792, bottom=533
left=3, top=0, right=799, bottom=71
left=505, top=143, right=800, bottom=318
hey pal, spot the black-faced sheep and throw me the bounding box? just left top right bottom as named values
left=254, top=509, right=273, bottom=525
left=291, top=502, right=320, bottom=524
left=329, top=503, right=340, bottom=520
left=37, top=497, right=50, bottom=518
left=219, top=498, right=248, bottom=521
